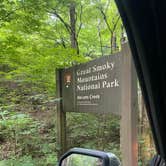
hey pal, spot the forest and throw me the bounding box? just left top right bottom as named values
left=0, top=0, right=155, bottom=165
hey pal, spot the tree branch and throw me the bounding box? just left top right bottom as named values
left=97, top=20, right=104, bottom=56
left=98, top=7, right=113, bottom=34
left=112, top=15, right=121, bottom=32
left=104, top=0, right=111, bottom=15
left=76, top=4, right=83, bottom=38
left=60, top=37, right=67, bottom=48
left=49, top=10, right=71, bottom=33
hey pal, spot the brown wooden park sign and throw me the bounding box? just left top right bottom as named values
left=62, top=50, right=122, bottom=115
left=56, top=42, right=138, bottom=166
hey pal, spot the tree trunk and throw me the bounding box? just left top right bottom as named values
left=111, top=32, right=117, bottom=54
left=69, top=2, right=79, bottom=54
left=97, top=22, right=104, bottom=56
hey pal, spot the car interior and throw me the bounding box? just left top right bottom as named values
left=115, top=0, right=166, bottom=165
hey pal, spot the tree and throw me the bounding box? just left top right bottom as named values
left=96, top=0, right=122, bottom=53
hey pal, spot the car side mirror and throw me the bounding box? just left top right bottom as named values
left=58, top=148, right=121, bottom=166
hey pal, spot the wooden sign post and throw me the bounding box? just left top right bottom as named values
left=121, top=43, right=138, bottom=166
left=56, top=42, right=138, bottom=165
left=56, top=70, right=67, bottom=159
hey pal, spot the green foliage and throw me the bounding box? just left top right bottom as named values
left=0, top=156, right=35, bottom=166
left=67, top=113, right=121, bottom=157
left=0, top=0, right=122, bottom=95
left=0, top=106, right=57, bottom=165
